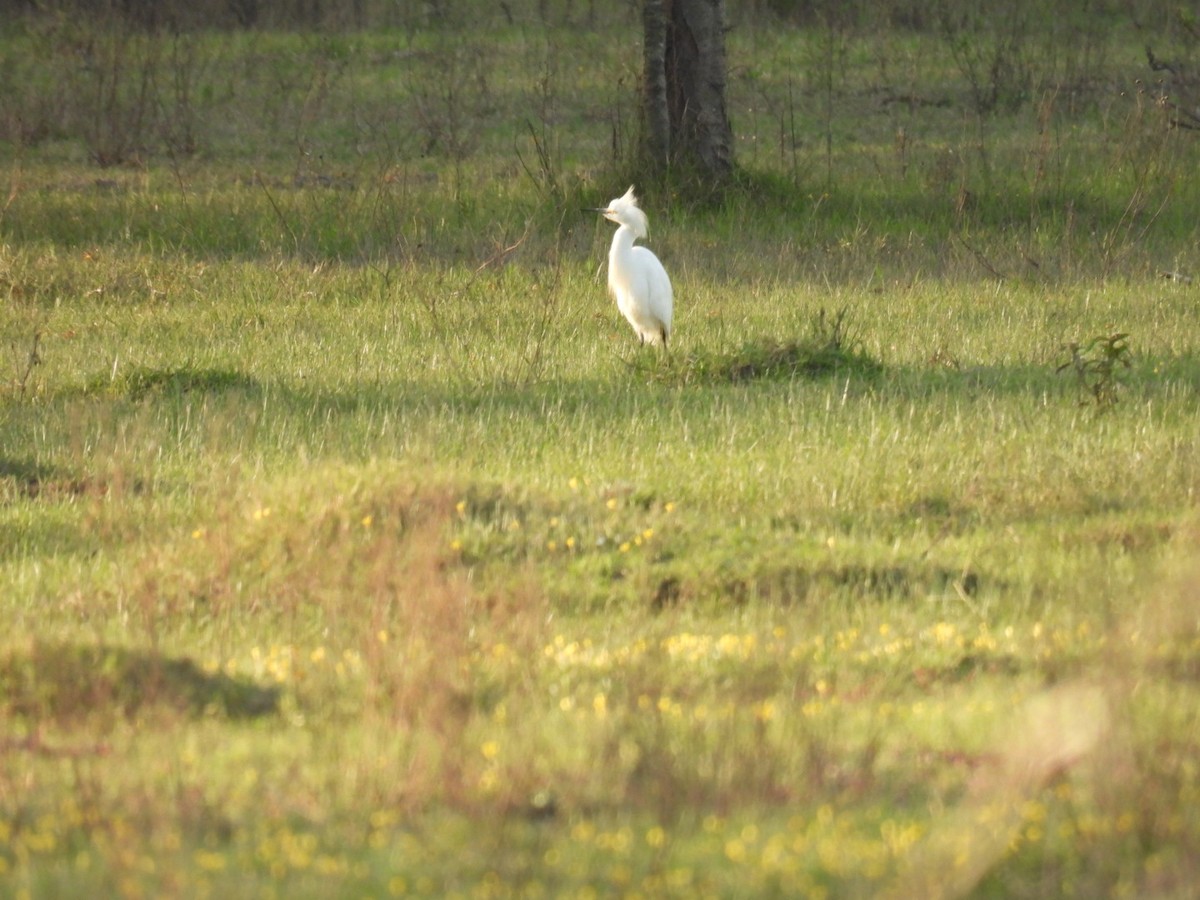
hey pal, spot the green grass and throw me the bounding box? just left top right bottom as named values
left=3, top=7, right=1200, bottom=898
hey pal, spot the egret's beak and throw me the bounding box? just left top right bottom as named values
left=582, top=207, right=608, bottom=214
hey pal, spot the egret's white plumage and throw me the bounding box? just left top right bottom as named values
left=592, top=186, right=673, bottom=350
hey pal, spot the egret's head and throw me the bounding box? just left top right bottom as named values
left=596, top=186, right=649, bottom=239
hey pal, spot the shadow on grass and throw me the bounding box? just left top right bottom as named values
left=82, top=365, right=262, bottom=402
left=726, top=559, right=981, bottom=607
left=0, top=642, right=280, bottom=722
left=0, top=456, right=148, bottom=503
left=632, top=308, right=884, bottom=386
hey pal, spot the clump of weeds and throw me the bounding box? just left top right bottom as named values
left=1057, top=331, right=1132, bottom=410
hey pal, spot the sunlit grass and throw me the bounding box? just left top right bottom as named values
left=2, top=247, right=1199, bottom=896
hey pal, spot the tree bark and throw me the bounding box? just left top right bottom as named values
left=642, top=0, right=672, bottom=168
left=642, top=0, right=734, bottom=180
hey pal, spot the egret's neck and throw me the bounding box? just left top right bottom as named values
left=609, top=223, right=638, bottom=262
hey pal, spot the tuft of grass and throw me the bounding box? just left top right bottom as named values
left=645, top=308, right=883, bottom=385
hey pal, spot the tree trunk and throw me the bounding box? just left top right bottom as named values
left=642, top=0, right=734, bottom=180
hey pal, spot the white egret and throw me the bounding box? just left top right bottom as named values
left=587, top=186, right=673, bottom=352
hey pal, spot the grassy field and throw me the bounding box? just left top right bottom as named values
left=3, top=6, right=1200, bottom=898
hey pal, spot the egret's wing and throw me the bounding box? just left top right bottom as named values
left=633, top=247, right=673, bottom=335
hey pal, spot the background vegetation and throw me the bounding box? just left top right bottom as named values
left=2, top=1, right=1199, bottom=897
